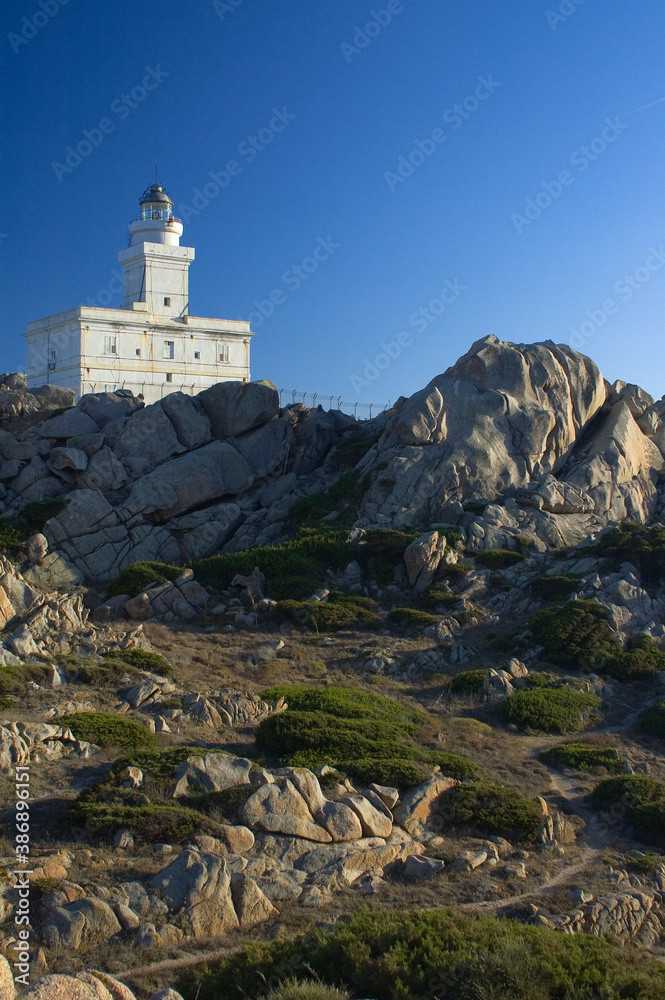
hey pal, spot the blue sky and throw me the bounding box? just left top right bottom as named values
left=2, top=0, right=665, bottom=412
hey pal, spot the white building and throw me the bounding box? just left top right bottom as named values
left=24, top=183, right=253, bottom=403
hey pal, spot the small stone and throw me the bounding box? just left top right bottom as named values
left=114, top=829, right=134, bottom=850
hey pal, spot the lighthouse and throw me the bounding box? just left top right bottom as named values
left=23, top=182, right=253, bottom=404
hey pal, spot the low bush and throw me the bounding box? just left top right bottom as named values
left=355, top=529, right=422, bottom=585
left=582, top=523, right=665, bottom=589
left=528, top=599, right=616, bottom=670
left=102, top=647, right=173, bottom=676
left=500, top=687, right=600, bottom=733
left=638, top=700, right=665, bottom=739
left=417, top=585, right=462, bottom=610
left=449, top=670, right=486, bottom=695
left=193, top=528, right=351, bottom=601
left=0, top=662, right=50, bottom=695
left=539, top=743, right=623, bottom=773
left=256, top=685, right=480, bottom=788
left=287, top=472, right=371, bottom=529
left=0, top=498, right=68, bottom=552
left=388, top=608, right=437, bottom=628
left=177, top=906, right=665, bottom=1000
left=58, top=712, right=157, bottom=752
left=260, top=684, right=425, bottom=727
left=591, top=775, right=665, bottom=848
left=437, top=782, right=544, bottom=840
left=180, top=785, right=256, bottom=823
left=109, top=746, right=228, bottom=780
left=531, top=575, right=581, bottom=602
left=74, top=660, right=142, bottom=687
left=265, top=980, right=349, bottom=1000
left=328, top=432, right=382, bottom=472
left=69, top=798, right=216, bottom=842
left=605, top=635, right=665, bottom=682
left=273, top=593, right=377, bottom=631
left=106, top=561, right=182, bottom=600
left=473, top=549, right=524, bottom=569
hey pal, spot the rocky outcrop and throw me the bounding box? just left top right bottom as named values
left=2, top=337, right=665, bottom=582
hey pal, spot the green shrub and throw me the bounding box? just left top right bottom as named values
left=440, top=560, right=472, bottom=580
left=355, top=529, right=421, bottom=585
left=273, top=593, right=377, bottom=631
left=417, top=585, right=462, bottom=610
left=69, top=798, right=214, bottom=842
left=388, top=608, right=437, bottom=628
left=473, top=549, right=524, bottom=569
left=531, top=575, right=581, bottom=602
left=583, top=523, right=665, bottom=589
left=180, top=785, right=256, bottom=823
left=524, top=672, right=551, bottom=688
left=58, top=712, right=157, bottom=752
left=500, top=687, right=600, bottom=733
left=462, top=501, right=487, bottom=514
left=449, top=670, right=486, bottom=695
left=193, top=528, right=351, bottom=601
left=328, top=432, right=382, bottom=472
left=106, top=561, right=182, bottom=600
left=0, top=694, right=17, bottom=710
left=109, top=745, right=227, bottom=779
left=102, top=647, right=173, bottom=676
left=528, top=599, right=616, bottom=670
left=260, top=684, right=426, bottom=727
left=605, top=635, right=665, bottom=681
left=177, top=906, right=665, bottom=1000
left=265, top=980, right=349, bottom=1000
left=437, top=782, right=544, bottom=840
left=591, top=775, right=665, bottom=848
left=0, top=662, right=50, bottom=695
left=256, top=685, right=480, bottom=788
left=539, top=742, right=623, bottom=773
left=287, top=472, right=371, bottom=529
left=638, top=700, right=665, bottom=739
left=74, top=660, right=142, bottom=687
left=0, top=498, right=68, bottom=553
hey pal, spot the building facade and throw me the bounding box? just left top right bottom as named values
left=24, top=183, right=253, bottom=403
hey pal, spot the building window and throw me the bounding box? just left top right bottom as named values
left=166, top=373, right=173, bottom=383
left=194, top=351, right=200, bottom=360
left=164, top=340, right=175, bottom=359
left=136, top=348, right=141, bottom=357
left=219, top=344, right=230, bottom=363
left=163, top=297, right=171, bottom=307
left=51, top=350, right=57, bottom=359
left=104, top=336, right=117, bottom=355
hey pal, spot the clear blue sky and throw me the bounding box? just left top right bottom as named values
left=2, top=0, right=665, bottom=409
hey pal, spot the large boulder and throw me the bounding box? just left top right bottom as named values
left=197, top=380, right=279, bottom=439
left=77, top=391, right=143, bottom=428
left=159, top=392, right=212, bottom=450
left=362, top=336, right=607, bottom=524
left=103, top=404, right=186, bottom=478
left=122, top=441, right=255, bottom=519
left=149, top=849, right=239, bottom=937
left=173, top=753, right=254, bottom=795
left=241, top=778, right=332, bottom=842
left=40, top=897, right=122, bottom=952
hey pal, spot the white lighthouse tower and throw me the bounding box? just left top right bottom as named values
left=24, top=182, right=253, bottom=404
left=119, top=183, right=194, bottom=318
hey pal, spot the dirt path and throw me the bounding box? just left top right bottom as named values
left=109, top=703, right=659, bottom=982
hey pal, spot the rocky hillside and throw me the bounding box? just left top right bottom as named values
left=2, top=337, right=665, bottom=1000
left=0, top=335, right=663, bottom=588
